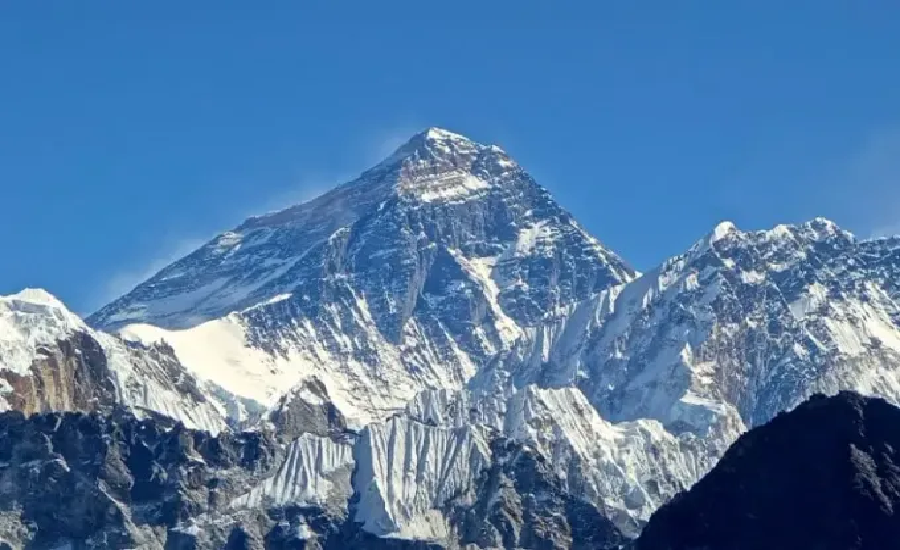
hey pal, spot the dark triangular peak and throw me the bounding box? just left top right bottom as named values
left=637, top=391, right=900, bottom=550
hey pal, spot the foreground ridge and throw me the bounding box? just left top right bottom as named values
left=637, top=391, right=900, bottom=550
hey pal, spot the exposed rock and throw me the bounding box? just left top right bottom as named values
left=637, top=391, right=900, bottom=550
left=0, top=407, right=626, bottom=549
left=0, top=331, right=116, bottom=415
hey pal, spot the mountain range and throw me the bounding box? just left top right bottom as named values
left=2, top=127, right=899, bottom=549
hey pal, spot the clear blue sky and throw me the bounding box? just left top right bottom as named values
left=3, top=2, right=900, bottom=314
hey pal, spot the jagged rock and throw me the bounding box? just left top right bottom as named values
left=0, top=409, right=278, bottom=549
left=268, top=377, right=349, bottom=440
left=0, top=408, right=625, bottom=550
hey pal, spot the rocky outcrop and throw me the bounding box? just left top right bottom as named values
left=454, top=438, right=627, bottom=550
left=267, top=377, right=349, bottom=440
left=0, top=408, right=278, bottom=549
left=637, top=391, right=900, bottom=550
left=0, top=330, right=117, bottom=415
left=0, top=408, right=628, bottom=550
left=0, top=289, right=228, bottom=433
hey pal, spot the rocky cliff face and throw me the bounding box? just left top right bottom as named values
left=0, top=408, right=278, bottom=550
left=637, top=391, right=900, bottom=550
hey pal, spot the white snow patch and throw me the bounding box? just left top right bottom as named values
left=352, top=416, right=490, bottom=539
left=0, top=289, right=227, bottom=433
left=789, top=282, right=828, bottom=318
left=710, top=221, right=738, bottom=242
left=0, top=289, right=85, bottom=374
left=405, top=173, right=491, bottom=203
left=233, top=433, right=354, bottom=509
left=119, top=317, right=304, bottom=407
left=514, top=221, right=554, bottom=256
left=740, top=270, right=766, bottom=284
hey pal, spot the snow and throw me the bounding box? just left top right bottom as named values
left=79, top=126, right=900, bottom=543
left=119, top=297, right=476, bottom=428
left=242, top=293, right=292, bottom=311
left=402, top=173, right=491, bottom=203
left=710, top=221, right=738, bottom=243
left=765, top=224, right=794, bottom=240
left=740, top=270, right=766, bottom=284
left=514, top=221, right=554, bottom=256
left=119, top=316, right=302, bottom=408
left=233, top=433, right=354, bottom=509
left=0, top=289, right=228, bottom=433
left=353, top=416, right=490, bottom=539
left=424, top=127, right=468, bottom=143
left=789, top=282, right=829, bottom=319
left=0, top=289, right=85, bottom=374
left=451, top=251, right=523, bottom=348
left=406, top=384, right=738, bottom=528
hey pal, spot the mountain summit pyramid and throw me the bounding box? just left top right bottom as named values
left=88, top=127, right=635, bottom=424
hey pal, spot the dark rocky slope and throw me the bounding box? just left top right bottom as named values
left=637, top=391, right=900, bottom=550
left=0, top=408, right=625, bottom=550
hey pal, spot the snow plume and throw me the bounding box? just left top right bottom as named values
left=91, top=236, right=207, bottom=314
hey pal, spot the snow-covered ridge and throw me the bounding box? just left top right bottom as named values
left=353, top=416, right=491, bottom=540
left=0, top=288, right=228, bottom=432
left=0, top=288, right=86, bottom=375
left=493, top=217, right=900, bottom=432
left=406, top=384, right=741, bottom=530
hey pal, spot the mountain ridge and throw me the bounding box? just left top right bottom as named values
left=3, top=127, right=900, bottom=548
left=87, top=127, right=636, bottom=429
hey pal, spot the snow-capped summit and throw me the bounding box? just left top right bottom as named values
left=0, top=288, right=86, bottom=375
left=709, top=220, right=738, bottom=242
left=89, top=128, right=634, bottom=426
left=492, top=216, right=900, bottom=431
left=380, top=126, right=491, bottom=167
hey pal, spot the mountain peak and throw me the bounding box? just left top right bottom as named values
left=421, top=126, right=471, bottom=143
left=377, top=127, right=506, bottom=169
left=1, top=288, right=66, bottom=308
left=709, top=221, right=739, bottom=243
